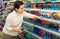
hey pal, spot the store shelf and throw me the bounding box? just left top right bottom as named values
left=41, top=17, right=60, bottom=24
left=31, top=1, right=60, bottom=3
left=3, top=1, right=15, bottom=3
left=24, top=8, right=60, bottom=12
left=40, top=9, right=60, bottom=12
left=23, top=29, right=43, bottom=39
left=50, top=1, right=60, bottom=2
left=24, top=8, right=41, bottom=11
left=30, top=13, right=60, bottom=24
left=25, top=8, right=60, bottom=24
left=3, top=1, right=27, bottom=4
left=23, top=21, right=60, bottom=36
left=31, top=2, right=45, bottom=3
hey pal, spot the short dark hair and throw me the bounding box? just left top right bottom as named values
left=14, top=1, right=24, bottom=10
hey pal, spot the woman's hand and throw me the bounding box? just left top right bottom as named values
left=12, top=28, right=23, bottom=33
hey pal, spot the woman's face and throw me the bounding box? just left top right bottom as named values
left=15, top=4, right=24, bottom=14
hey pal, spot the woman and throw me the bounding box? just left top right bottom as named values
left=2, top=1, right=38, bottom=39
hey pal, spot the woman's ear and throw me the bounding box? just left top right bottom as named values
left=15, top=8, right=18, bottom=11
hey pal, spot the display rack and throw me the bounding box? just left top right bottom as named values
left=24, top=29, right=43, bottom=39
left=24, top=8, right=60, bottom=24
left=3, top=1, right=15, bottom=3
left=0, top=0, right=41, bottom=39
left=25, top=8, right=60, bottom=12
left=1, top=0, right=60, bottom=39
left=23, top=21, right=60, bottom=36
left=23, top=0, right=60, bottom=39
